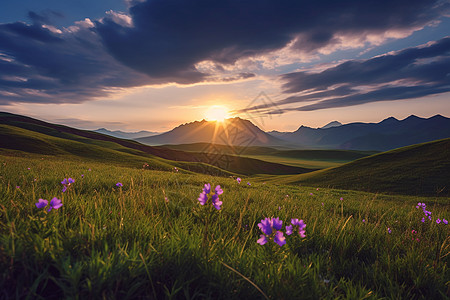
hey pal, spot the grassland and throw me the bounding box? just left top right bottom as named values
left=159, top=143, right=376, bottom=169
left=0, top=112, right=313, bottom=176
left=261, top=138, right=450, bottom=197
left=0, top=154, right=449, bottom=299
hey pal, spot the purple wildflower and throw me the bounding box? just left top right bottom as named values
left=288, top=218, right=306, bottom=237
left=247, top=182, right=251, bottom=186
left=309, top=193, right=313, bottom=196
left=48, top=197, right=63, bottom=212
left=257, top=217, right=283, bottom=241
left=236, top=177, right=241, bottom=184
left=198, top=192, right=207, bottom=205
left=257, top=235, right=267, bottom=245
left=211, top=194, right=223, bottom=210
left=116, top=182, right=123, bottom=187
left=215, top=185, right=223, bottom=195
left=421, top=217, right=425, bottom=223
left=436, top=219, right=441, bottom=224
left=340, top=197, right=344, bottom=201
left=274, top=231, right=286, bottom=246
left=35, top=198, right=48, bottom=209
left=81, top=174, right=84, bottom=178
left=443, top=219, right=448, bottom=225
left=197, top=183, right=223, bottom=210
left=362, top=219, right=365, bottom=223
left=62, top=186, right=67, bottom=193
left=286, top=225, right=293, bottom=235
left=61, top=178, right=75, bottom=185
left=387, top=227, right=392, bottom=234
left=203, top=183, right=211, bottom=194
left=16, top=186, right=20, bottom=189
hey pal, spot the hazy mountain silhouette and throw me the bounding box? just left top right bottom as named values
left=136, top=117, right=285, bottom=146
left=95, top=128, right=159, bottom=139
left=271, top=115, right=450, bottom=151
left=321, top=121, right=342, bottom=129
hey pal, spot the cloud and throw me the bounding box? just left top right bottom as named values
left=0, top=0, right=449, bottom=104
left=248, top=37, right=450, bottom=113
left=0, top=16, right=153, bottom=105
left=96, top=0, right=449, bottom=78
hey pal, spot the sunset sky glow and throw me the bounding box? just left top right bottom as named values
left=0, top=0, right=449, bottom=132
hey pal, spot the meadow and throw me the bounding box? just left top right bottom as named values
left=0, top=154, right=449, bottom=299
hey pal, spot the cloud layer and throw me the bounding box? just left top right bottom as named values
left=0, top=0, right=449, bottom=104
left=272, top=36, right=450, bottom=112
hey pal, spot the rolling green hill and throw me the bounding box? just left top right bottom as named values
left=262, top=138, right=450, bottom=196
left=158, top=143, right=377, bottom=169
left=0, top=112, right=313, bottom=176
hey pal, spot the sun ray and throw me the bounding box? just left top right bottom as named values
left=205, top=106, right=229, bottom=122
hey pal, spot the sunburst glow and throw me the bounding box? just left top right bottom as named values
left=204, top=106, right=230, bottom=122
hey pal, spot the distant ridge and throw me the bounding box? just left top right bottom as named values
left=95, top=128, right=159, bottom=139
left=269, top=115, right=450, bottom=151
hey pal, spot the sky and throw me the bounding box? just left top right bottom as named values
left=0, top=0, right=449, bottom=132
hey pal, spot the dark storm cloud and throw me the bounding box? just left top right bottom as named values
left=0, top=16, right=152, bottom=104
left=269, top=36, right=450, bottom=112
left=96, top=0, right=449, bottom=79
left=0, top=0, right=449, bottom=104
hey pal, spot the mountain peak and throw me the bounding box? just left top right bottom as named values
left=321, top=121, right=342, bottom=129
left=380, top=116, right=399, bottom=124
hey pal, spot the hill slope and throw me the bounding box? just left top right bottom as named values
left=267, top=138, right=450, bottom=196
left=0, top=112, right=312, bottom=176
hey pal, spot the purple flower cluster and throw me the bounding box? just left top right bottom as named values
left=198, top=183, right=223, bottom=210
left=416, top=202, right=447, bottom=225
left=257, top=217, right=285, bottom=246
left=286, top=218, right=306, bottom=238
left=35, top=197, right=63, bottom=212
left=257, top=217, right=306, bottom=247
left=61, top=178, right=75, bottom=192
left=416, top=202, right=432, bottom=222
left=116, top=182, right=123, bottom=187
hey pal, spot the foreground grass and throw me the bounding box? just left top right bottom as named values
left=0, top=154, right=449, bottom=299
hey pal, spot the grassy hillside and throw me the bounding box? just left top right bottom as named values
left=265, top=138, right=450, bottom=196
left=159, top=143, right=376, bottom=169
left=0, top=154, right=448, bottom=299
left=0, top=112, right=313, bottom=176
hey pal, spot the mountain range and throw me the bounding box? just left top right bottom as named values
left=135, top=114, right=450, bottom=151
left=270, top=114, right=450, bottom=151
left=94, top=128, right=159, bottom=139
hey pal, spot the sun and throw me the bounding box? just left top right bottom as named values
left=204, top=105, right=230, bottom=122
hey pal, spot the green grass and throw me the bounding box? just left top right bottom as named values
left=0, top=154, right=449, bottom=299
left=243, top=154, right=344, bottom=169
left=261, top=138, right=450, bottom=197
left=159, top=143, right=376, bottom=169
